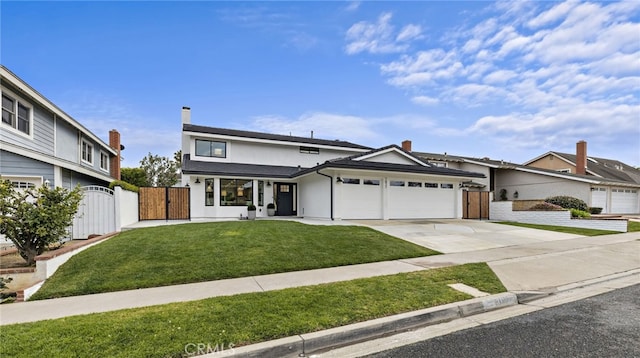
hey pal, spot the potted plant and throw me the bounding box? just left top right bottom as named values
left=247, top=204, right=257, bottom=220
left=266, top=203, right=276, bottom=216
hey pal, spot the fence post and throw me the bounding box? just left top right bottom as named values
left=114, top=186, right=122, bottom=231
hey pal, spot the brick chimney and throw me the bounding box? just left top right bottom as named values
left=576, top=140, right=587, bottom=175
left=181, top=106, right=191, bottom=125
left=401, top=140, right=412, bottom=152
left=109, top=129, right=122, bottom=180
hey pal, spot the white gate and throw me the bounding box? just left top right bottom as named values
left=72, top=186, right=116, bottom=239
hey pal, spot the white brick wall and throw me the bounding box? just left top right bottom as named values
left=490, top=201, right=628, bottom=232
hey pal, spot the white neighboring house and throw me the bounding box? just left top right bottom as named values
left=180, top=107, right=485, bottom=220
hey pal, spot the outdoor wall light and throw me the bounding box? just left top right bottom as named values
left=267, top=181, right=272, bottom=186
left=195, top=177, right=201, bottom=184
left=44, top=179, right=51, bottom=188
left=336, top=177, right=343, bottom=183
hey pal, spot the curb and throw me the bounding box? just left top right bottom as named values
left=210, top=292, right=517, bottom=358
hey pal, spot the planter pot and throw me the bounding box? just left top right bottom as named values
left=267, top=208, right=276, bottom=216
left=248, top=211, right=256, bottom=220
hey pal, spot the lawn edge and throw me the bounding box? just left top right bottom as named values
left=214, top=292, right=518, bottom=358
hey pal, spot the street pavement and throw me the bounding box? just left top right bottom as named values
left=363, top=282, right=640, bottom=358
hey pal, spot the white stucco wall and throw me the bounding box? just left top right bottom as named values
left=188, top=137, right=362, bottom=168
left=496, top=169, right=591, bottom=202
left=298, top=173, right=332, bottom=219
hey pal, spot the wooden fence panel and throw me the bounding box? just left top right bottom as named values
left=463, top=191, right=490, bottom=219
left=168, top=187, right=190, bottom=220
left=139, top=187, right=190, bottom=221
left=139, top=187, right=166, bottom=220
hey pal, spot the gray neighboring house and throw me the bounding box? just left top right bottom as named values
left=1, top=65, right=122, bottom=190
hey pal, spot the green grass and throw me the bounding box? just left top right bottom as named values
left=497, top=221, right=624, bottom=236
left=32, top=221, right=438, bottom=300
left=2, top=263, right=505, bottom=358
left=628, top=221, right=640, bottom=232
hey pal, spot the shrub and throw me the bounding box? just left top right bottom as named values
left=499, top=189, right=508, bottom=201
left=529, top=202, right=564, bottom=211
left=267, top=203, right=276, bottom=209
left=544, top=196, right=588, bottom=211
left=589, top=207, right=603, bottom=214
left=570, top=209, right=591, bottom=218
left=247, top=204, right=256, bottom=211
left=109, top=180, right=139, bottom=193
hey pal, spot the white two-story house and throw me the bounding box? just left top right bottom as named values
left=180, top=107, right=485, bottom=220
left=1, top=65, right=122, bottom=190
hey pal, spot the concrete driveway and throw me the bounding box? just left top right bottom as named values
left=349, top=219, right=584, bottom=254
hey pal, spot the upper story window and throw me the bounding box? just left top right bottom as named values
left=2, top=93, right=32, bottom=136
left=300, top=146, right=320, bottom=154
left=196, top=139, right=226, bottom=158
left=100, top=151, right=109, bottom=172
left=430, top=161, right=447, bottom=168
left=81, top=139, right=93, bottom=165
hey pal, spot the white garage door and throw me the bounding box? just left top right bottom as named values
left=388, top=180, right=456, bottom=219
left=590, top=187, right=608, bottom=213
left=340, top=178, right=383, bottom=219
left=611, top=188, right=639, bottom=214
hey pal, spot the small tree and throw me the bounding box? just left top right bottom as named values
left=0, top=181, right=83, bottom=265
left=121, top=167, right=149, bottom=187
left=140, top=152, right=179, bottom=187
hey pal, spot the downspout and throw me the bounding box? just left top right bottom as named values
left=316, top=170, right=334, bottom=220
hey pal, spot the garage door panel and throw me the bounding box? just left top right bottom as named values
left=340, top=182, right=383, bottom=219
left=388, top=184, right=455, bottom=219
left=611, top=188, right=639, bottom=214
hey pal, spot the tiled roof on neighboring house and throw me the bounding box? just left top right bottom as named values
left=550, top=152, right=640, bottom=185
left=183, top=124, right=372, bottom=150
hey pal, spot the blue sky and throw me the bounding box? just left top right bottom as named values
left=2, top=1, right=639, bottom=168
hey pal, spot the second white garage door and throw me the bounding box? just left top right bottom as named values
left=388, top=180, right=456, bottom=219
left=611, top=188, right=639, bottom=214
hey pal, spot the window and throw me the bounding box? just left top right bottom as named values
left=408, top=181, right=422, bottom=187
left=363, top=179, right=380, bottom=186
left=441, top=183, right=454, bottom=189
left=2, top=93, right=31, bottom=135
left=81, top=140, right=93, bottom=164
left=425, top=183, right=438, bottom=188
left=258, top=180, right=264, bottom=206
left=100, top=151, right=109, bottom=171
left=11, top=181, right=36, bottom=189
left=558, top=168, right=571, bottom=173
left=342, top=178, right=360, bottom=184
left=430, top=161, right=447, bottom=168
left=195, top=139, right=226, bottom=158
left=205, top=179, right=215, bottom=206
left=390, top=180, right=405, bottom=187
left=300, top=146, right=319, bottom=154
left=220, top=179, right=253, bottom=206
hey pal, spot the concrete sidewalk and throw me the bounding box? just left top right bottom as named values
left=1, top=231, right=638, bottom=326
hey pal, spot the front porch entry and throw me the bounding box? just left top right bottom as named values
left=275, top=182, right=297, bottom=216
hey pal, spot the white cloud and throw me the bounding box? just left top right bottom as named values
left=344, top=1, right=361, bottom=12
left=345, top=12, right=422, bottom=55
left=411, top=95, right=439, bottom=106
left=396, top=24, right=423, bottom=42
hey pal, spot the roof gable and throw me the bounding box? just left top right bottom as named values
left=353, top=145, right=428, bottom=166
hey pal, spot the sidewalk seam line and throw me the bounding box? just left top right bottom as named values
left=252, top=277, right=266, bottom=292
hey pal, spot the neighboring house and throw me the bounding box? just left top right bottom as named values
left=519, top=141, right=640, bottom=214
left=180, top=107, right=485, bottom=220
left=1, top=65, right=122, bottom=190
left=413, top=140, right=640, bottom=215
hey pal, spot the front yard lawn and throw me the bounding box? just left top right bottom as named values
left=497, top=222, right=629, bottom=236
left=2, top=263, right=505, bottom=358
left=31, top=221, right=438, bottom=300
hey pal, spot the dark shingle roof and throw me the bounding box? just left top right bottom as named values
left=183, top=124, right=372, bottom=150
left=551, top=152, right=640, bottom=184
left=182, top=155, right=303, bottom=178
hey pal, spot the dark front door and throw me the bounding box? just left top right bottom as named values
left=276, top=183, right=296, bottom=216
